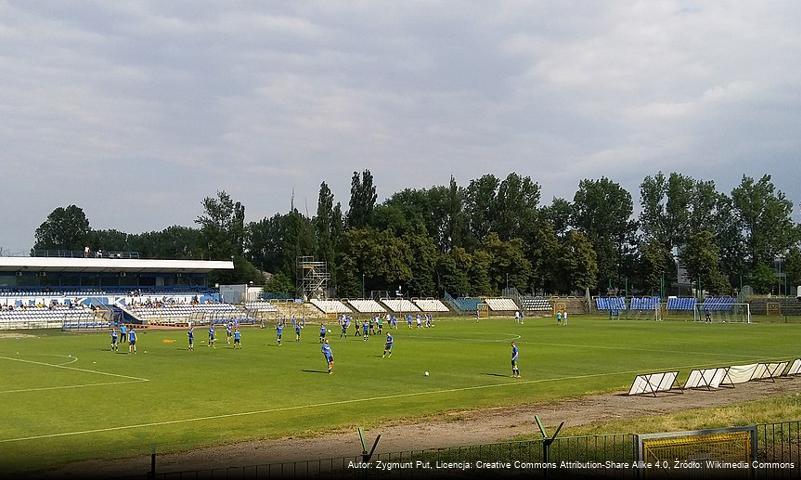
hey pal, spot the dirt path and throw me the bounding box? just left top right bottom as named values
left=44, top=379, right=801, bottom=478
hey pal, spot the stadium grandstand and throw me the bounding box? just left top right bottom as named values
left=381, top=298, right=420, bottom=313
left=309, top=299, right=352, bottom=314
left=124, top=303, right=250, bottom=326
left=629, top=297, right=660, bottom=310
left=484, top=298, right=519, bottom=311
left=701, top=296, right=737, bottom=310
left=243, top=301, right=279, bottom=313
left=445, top=293, right=482, bottom=313
left=520, top=296, right=552, bottom=312
left=667, top=297, right=697, bottom=311
left=271, top=300, right=326, bottom=319
left=595, top=297, right=626, bottom=311
left=346, top=299, right=386, bottom=313
left=624, top=296, right=661, bottom=320
left=0, top=255, right=234, bottom=330
left=0, top=304, right=102, bottom=330
left=412, top=298, right=449, bottom=312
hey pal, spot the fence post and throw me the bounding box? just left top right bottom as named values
left=535, top=416, right=563, bottom=478
left=148, top=445, right=156, bottom=479
left=357, top=427, right=381, bottom=462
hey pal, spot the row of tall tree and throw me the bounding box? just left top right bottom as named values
left=31, top=171, right=801, bottom=297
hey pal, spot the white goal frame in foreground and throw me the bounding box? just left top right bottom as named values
left=693, top=303, right=751, bottom=324
left=636, top=426, right=757, bottom=466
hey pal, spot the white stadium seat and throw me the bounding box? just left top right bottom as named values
left=309, top=299, right=352, bottom=314
left=381, top=299, right=420, bottom=313
left=412, top=299, right=449, bottom=312
left=521, top=297, right=551, bottom=311
left=244, top=301, right=279, bottom=313
left=484, top=298, right=519, bottom=311
left=346, top=299, right=386, bottom=313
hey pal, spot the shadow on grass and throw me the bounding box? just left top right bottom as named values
left=483, top=373, right=510, bottom=378
left=301, top=369, right=329, bottom=374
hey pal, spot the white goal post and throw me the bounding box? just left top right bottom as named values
left=693, top=303, right=751, bottom=324
left=623, top=303, right=662, bottom=321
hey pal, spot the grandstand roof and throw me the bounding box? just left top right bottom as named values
left=0, top=257, right=234, bottom=273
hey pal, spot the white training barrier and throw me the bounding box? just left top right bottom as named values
left=628, top=371, right=680, bottom=396
left=724, top=364, right=761, bottom=385
left=682, top=367, right=729, bottom=390
left=683, top=368, right=733, bottom=390
left=751, top=362, right=788, bottom=382
left=631, top=359, right=801, bottom=399
left=786, top=359, right=801, bottom=376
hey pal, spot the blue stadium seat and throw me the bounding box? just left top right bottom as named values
left=629, top=297, right=660, bottom=311
left=702, top=297, right=735, bottom=311
left=596, top=297, right=626, bottom=311
left=666, top=298, right=696, bottom=311
left=455, top=297, right=481, bottom=312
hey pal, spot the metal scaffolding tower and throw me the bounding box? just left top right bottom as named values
left=296, top=256, right=330, bottom=300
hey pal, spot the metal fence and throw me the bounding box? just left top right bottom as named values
left=757, top=421, right=801, bottom=474
left=124, top=434, right=638, bottom=480
left=30, top=249, right=141, bottom=259
left=113, top=421, right=801, bottom=479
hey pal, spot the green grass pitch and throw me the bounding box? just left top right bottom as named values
left=2, top=317, right=801, bottom=473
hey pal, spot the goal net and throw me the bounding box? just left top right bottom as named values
left=623, top=297, right=662, bottom=321
left=624, top=304, right=662, bottom=321
left=693, top=303, right=751, bottom=323
left=637, top=426, right=756, bottom=467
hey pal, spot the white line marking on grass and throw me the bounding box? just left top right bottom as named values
left=55, top=356, right=79, bottom=366
left=3, top=353, right=79, bottom=367
left=0, top=355, right=772, bottom=444
left=533, top=342, right=785, bottom=360
left=412, top=334, right=521, bottom=343
left=0, top=380, right=143, bottom=395
left=0, top=356, right=149, bottom=382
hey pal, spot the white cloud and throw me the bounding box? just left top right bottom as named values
left=1, top=0, right=800, bottom=250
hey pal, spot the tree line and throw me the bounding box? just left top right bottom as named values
left=31, top=171, right=801, bottom=297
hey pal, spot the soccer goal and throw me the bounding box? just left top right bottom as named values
left=693, top=303, right=751, bottom=324
left=637, top=426, right=757, bottom=466
left=624, top=304, right=662, bottom=321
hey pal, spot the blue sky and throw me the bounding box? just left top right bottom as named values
left=1, top=1, right=800, bottom=253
